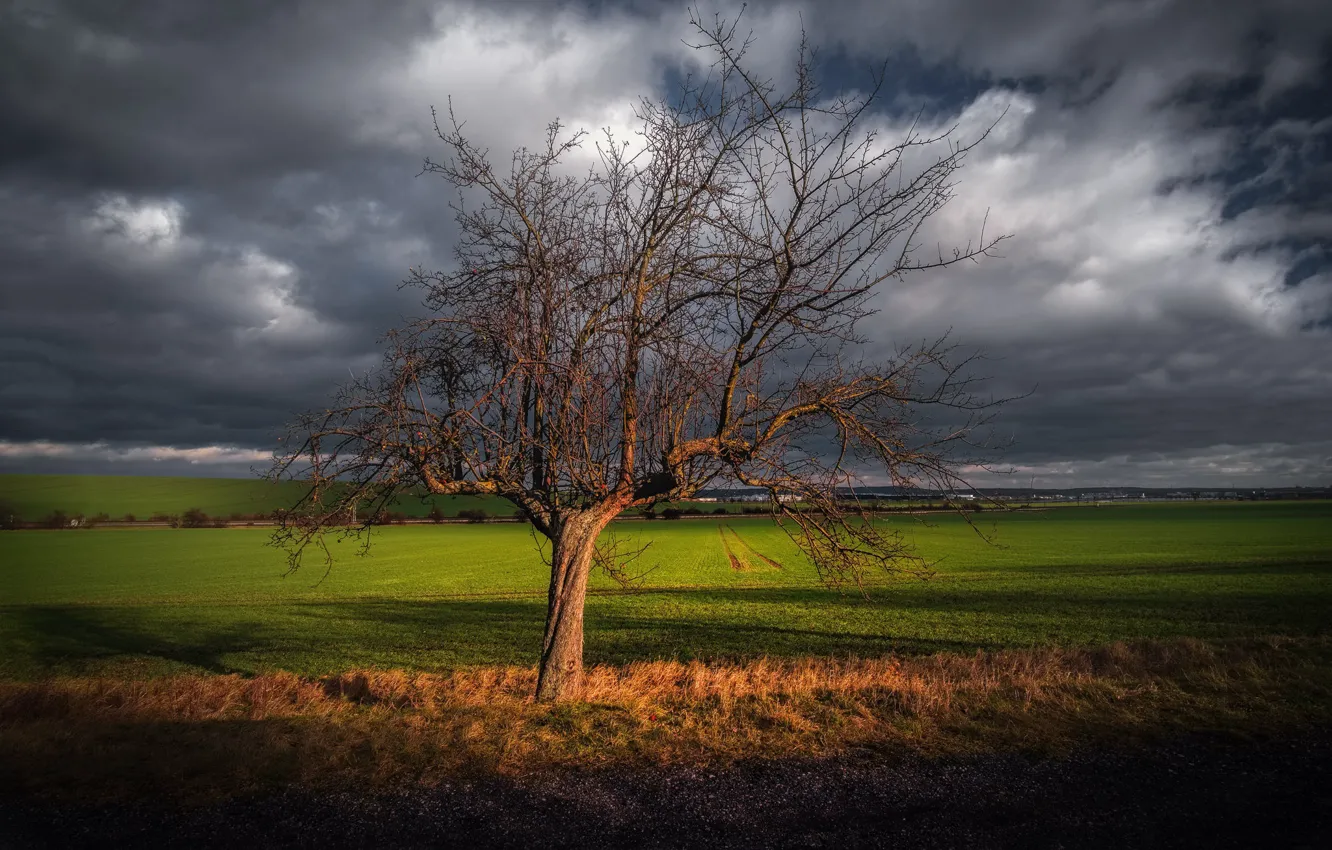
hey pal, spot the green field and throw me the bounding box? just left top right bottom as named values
left=0, top=473, right=766, bottom=521
left=2, top=501, right=1330, bottom=679
left=0, top=473, right=517, bottom=520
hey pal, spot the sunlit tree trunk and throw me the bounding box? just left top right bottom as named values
left=535, top=512, right=604, bottom=702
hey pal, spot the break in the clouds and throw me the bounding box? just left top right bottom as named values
left=1, top=0, right=1329, bottom=488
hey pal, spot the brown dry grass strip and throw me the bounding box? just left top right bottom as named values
left=2, top=637, right=1330, bottom=802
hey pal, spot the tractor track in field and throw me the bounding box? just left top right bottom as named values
left=722, top=526, right=786, bottom=570
left=718, top=525, right=749, bottom=571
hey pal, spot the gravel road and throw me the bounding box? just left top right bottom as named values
left=4, top=733, right=1329, bottom=849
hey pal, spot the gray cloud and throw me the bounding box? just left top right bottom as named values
left=1, top=0, right=1329, bottom=487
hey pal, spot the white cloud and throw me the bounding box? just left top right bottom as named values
left=83, top=194, right=188, bottom=256
left=356, top=0, right=808, bottom=159
left=959, top=441, right=1332, bottom=488
left=0, top=439, right=270, bottom=465
left=216, top=248, right=334, bottom=344
left=865, top=80, right=1331, bottom=341
left=77, top=192, right=340, bottom=345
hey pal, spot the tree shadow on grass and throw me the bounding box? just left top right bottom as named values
left=2, top=605, right=279, bottom=676
left=1, top=599, right=548, bottom=677
left=4, top=575, right=1331, bottom=678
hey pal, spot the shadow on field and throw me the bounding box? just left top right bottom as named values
left=972, top=558, right=1332, bottom=579
left=6, top=606, right=266, bottom=675
left=5, top=569, right=1332, bottom=676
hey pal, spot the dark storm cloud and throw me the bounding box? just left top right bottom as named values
left=0, top=0, right=459, bottom=454
left=0, top=0, right=1329, bottom=485
left=0, top=0, right=439, bottom=192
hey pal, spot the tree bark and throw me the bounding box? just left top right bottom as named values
left=535, top=512, right=603, bottom=702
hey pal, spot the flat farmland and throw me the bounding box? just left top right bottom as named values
left=0, top=473, right=518, bottom=520
left=2, top=501, right=1330, bottom=679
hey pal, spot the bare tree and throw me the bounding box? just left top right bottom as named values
left=269, top=11, right=1010, bottom=702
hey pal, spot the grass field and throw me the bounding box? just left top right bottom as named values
left=4, top=497, right=1332, bottom=801
left=0, top=473, right=778, bottom=521
left=0, top=473, right=518, bottom=520
left=3, top=501, right=1330, bottom=679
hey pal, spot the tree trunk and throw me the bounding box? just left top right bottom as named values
left=535, top=512, right=603, bottom=702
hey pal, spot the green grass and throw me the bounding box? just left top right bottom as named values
left=2, top=501, right=1330, bottom=679
left=0, top=473, right=515, bottom=520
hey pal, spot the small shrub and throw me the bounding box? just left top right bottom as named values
left=427, top=504, right=445, bottom=524
left=44, top=510, right=69, bottom=529
left=712, top=506, right=729, bottom=515
left=662, top=508, right=683, bottom=520
left=180, top=507, right=209, bottom=529
left=122, top=514, right=136, bottom=523
left=458, top=508, right=489, bottom=523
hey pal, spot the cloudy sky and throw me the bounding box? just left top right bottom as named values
left=1, top=0, right=1329, bottom=488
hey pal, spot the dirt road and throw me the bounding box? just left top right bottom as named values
left=3, top=733, right=1329, bottom=848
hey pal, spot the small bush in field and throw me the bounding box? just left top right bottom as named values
left=180, top=508, right=209, bottom=529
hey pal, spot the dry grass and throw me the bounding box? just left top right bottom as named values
left=3, top=637, right=1330, bottom=802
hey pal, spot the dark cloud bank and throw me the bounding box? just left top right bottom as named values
left=1, top=0, right=1329, bottom=487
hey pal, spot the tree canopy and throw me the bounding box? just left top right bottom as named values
left=270, top=10, right=1009, bottom=700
